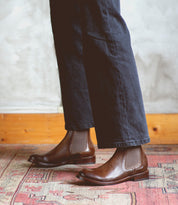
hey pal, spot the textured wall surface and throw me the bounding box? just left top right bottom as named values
left=0, top=0, right=177, bottom=113
left=0, top=0, right=61, bottom=113
left=122, top=0, right=178, bottom=113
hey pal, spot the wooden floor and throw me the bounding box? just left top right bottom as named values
left=0, top=113, right=178, bottom=144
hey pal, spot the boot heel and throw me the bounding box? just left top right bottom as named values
left=74, top=156, right=96, bottom=165
left=132, top=170, right=149, bottom=181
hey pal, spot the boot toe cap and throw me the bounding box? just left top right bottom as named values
left=28, top=154, right=45, bottom=163
left=78, top=168, right=99, bottom=180
left=28, top=154, right=38, bottom=162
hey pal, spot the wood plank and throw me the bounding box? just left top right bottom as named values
left=0, top=113, right=177, bottom=144
left=146, top=114, right=178, bottom=144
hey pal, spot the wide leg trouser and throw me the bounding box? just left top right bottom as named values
left=49, top=0, right=150, bottom=148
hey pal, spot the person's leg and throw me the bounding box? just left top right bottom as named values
left=50, top=0, right=94, bottom=131
left=28, top=0, right=96, bottom=167
left=80, top=0, right=150, bottom=148
left=77, top=0, right=150, bottom=185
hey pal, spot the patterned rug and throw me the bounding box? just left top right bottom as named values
left=0, top=144, right=178, bottom=205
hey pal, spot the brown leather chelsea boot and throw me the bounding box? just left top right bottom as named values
left=28, top=129, right=95, bottom=167
left=77, top=145, right=149, bottom=185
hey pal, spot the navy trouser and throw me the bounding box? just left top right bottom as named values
left=49, top=0, right=150, bottom=148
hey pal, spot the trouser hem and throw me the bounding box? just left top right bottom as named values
left=65, top=122, right=95, bottom=131
left=97, top=137, right=150, bottom=149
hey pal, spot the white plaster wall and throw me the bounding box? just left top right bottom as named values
left=0, top=0, right=177, bottom=113
left=122, top=0, right=178, bottom=113
left=0, top=0, right=61, bottom=113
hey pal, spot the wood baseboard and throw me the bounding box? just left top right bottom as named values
left=0, top=113, right=177, bottom=144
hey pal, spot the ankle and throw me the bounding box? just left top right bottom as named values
left=71, top=129, right=90, bottom=140
left=69, top=129, right=94, bottom=154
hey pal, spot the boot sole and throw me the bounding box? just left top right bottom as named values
left=28, top=155, right=96, bottom=168
left=77, top=169, right=149, bottom=186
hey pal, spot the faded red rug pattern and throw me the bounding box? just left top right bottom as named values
left=0, top=145, right=177, bottom=205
